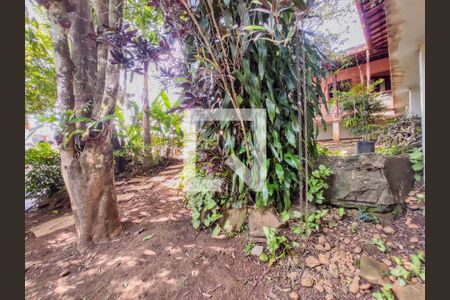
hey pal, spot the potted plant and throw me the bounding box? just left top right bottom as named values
left=338, top=80, right=386, bottom=154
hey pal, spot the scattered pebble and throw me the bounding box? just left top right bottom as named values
left=344, top=238, right=351, bottom=244
left=383, top=226, right=396, bottom=234
left=301, top=275, right=315, bottom=287
left=353, top=246, right=362, bottom=254
left=306, top=256, right=320, bottom=268
left=410, top=237, right=419, bottom=243
left=314, top=282, right=325, bottom=293
left=325, top=294, right=334, bottom=300
left=360, top=283, right=371, bottom=290
left=289, top=291, right=299, bottom=300
left=318, top=236, right=326, bottom=245
left=319, top=253, right=330, bottom=266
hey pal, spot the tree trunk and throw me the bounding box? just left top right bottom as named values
left=143, top=61, right=153, bottom=168
left=60, top=125, right=121, bottom=251
left=40, top=0, right=124, bottom=252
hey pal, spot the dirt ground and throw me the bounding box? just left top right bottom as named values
left=25, top=161, right=425, bottom=300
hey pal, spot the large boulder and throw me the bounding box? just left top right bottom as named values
left=317, top=154, right=414, bottom=212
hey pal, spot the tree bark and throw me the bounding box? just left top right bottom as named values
left=60, top=126, right=121, bottom=250
left=142, top=61, right=153, bottom=168
left=41, top=0, right=123, bottom=252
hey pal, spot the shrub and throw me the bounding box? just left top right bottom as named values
left=339, top=80, right=387, bottom=141
left=307, top=164, right=333, bottom=204
left=409, top=147, right=423, bottom=182
left=25, top=142, right=64, bottom=199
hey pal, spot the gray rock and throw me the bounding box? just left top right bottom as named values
left=316, top=154, right=414, bottom=212
left=360, top=255, right=389, bottom=285
left=221, top=208, right=248, bottom=233
left=248, top=208, right=283, bottom=237
left=250, top=245, right=264, bottom=257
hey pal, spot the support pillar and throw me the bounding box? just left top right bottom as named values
left=332, top=121, right=340, bottom=142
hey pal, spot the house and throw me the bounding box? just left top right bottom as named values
left=317, top=0, right=425, bottom=146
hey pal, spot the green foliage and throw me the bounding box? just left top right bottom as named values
left=261, top=227, right=293, bottom=266
left=337, top=207, right=346, bottom=219
left=293, top=209, right=329, bottom=237
left=185, top=180, right=225, bottom=230
left=375, top=144, right=404, bottom=156
left=316, top=144, right=346, bottom=157
left=25, top=143, right=64, bottom=199
left=409, top=147, right=423, bottom=182
left=389, top=251, right=425, bottom=286
left=307, top=164, right=333, bottom=204
left=25, top=12, right=57, bottom=114
left=339, top=80, right=386, bottom=141
left=372, top=284, right=394, bottom=300
left=243, top=240, right=256, bottom=256
left=371, top=238, right=387, bottom=253
left=356, top=208, right=379, bottom=224
left=161, top=0, right=329, bottom=216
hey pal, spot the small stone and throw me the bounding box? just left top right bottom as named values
left=383, top=226, right=396, bottom=234
left=349, top=281, right=360, bottom=294
left=344, top=237, right=351, bottom=244
left=315, top=244, right=325, bottom=251
left=289, top=291, right=299, bottom=300
left=382, top=259, right=392, bottom=267
left=314, top=283, right=325, bottom=293
left=376, top=224, right=383, bottom=230
left=306, top=256, right=320, bottom=268
left=409, top=204, right=420, bottom=210
left=328, top=263, right=340, bottom=279
left=398, top=244, right=404, bottom=250
left=324, top=243, right=331, bottom=251
left=319, top=253, right=330, bottom=266
left=410, top=237, right=419, bottom=243
left=318, top=236, right=326, bottom=245
left=288, top=271, right=299, bottom=281
left=408, top=223, right=419, bottom=229
left=301, top=276, right=314, bottom=287
left=360, top=283, right=371, bottom=290
left=250, top=245, right=264, bottom=257
left=354, top=247, right=362, bottom=254
left=325, top=294, right=334, bottom=300
left=408, top=191, right=416, bottom=197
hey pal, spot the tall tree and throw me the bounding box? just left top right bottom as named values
left=37, top=0, right=125, bottom=251
left=123, top=0, right=163, bottom=169
left=25, top=9, right=57, bottom=126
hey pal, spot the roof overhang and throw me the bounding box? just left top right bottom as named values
left=384, top=0, right=425, bottom=113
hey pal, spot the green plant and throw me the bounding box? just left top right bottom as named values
left=281, top=210, right=302, bottom=222
left=337, top=207, right=346, bottom=219
left=157, top=0, right=330, bottom=215
left=409, top=148, right=424, bottom=182
left=375, top=145, right=404, bottom=156
left=316, top=144, right=346, bottom=157
left=293, top=209, right=329, bottom=237
left=307, top=165, right=333, bottom=204
left=25, top=142, right=64, bottom=199
left=340, top=80, right=387, bottom=141
left=371, top=238, right=387, bottom=253
left=410, top=251, right=426, bottom=281
left=356, top=208, right=379, bottom=224
left=372, top=284, right=394, bottom=300
left=243, top=241, right=256, bottom=256
left=416, top=193, right=425, bottom=202
left=351, top=222, right=358, bottom=234
left=187, top=189, right=224, bottom=230
left=261, top=227, right=293, bottom=266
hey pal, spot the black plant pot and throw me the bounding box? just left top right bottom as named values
left=356, top=141, right=375, bottom=155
